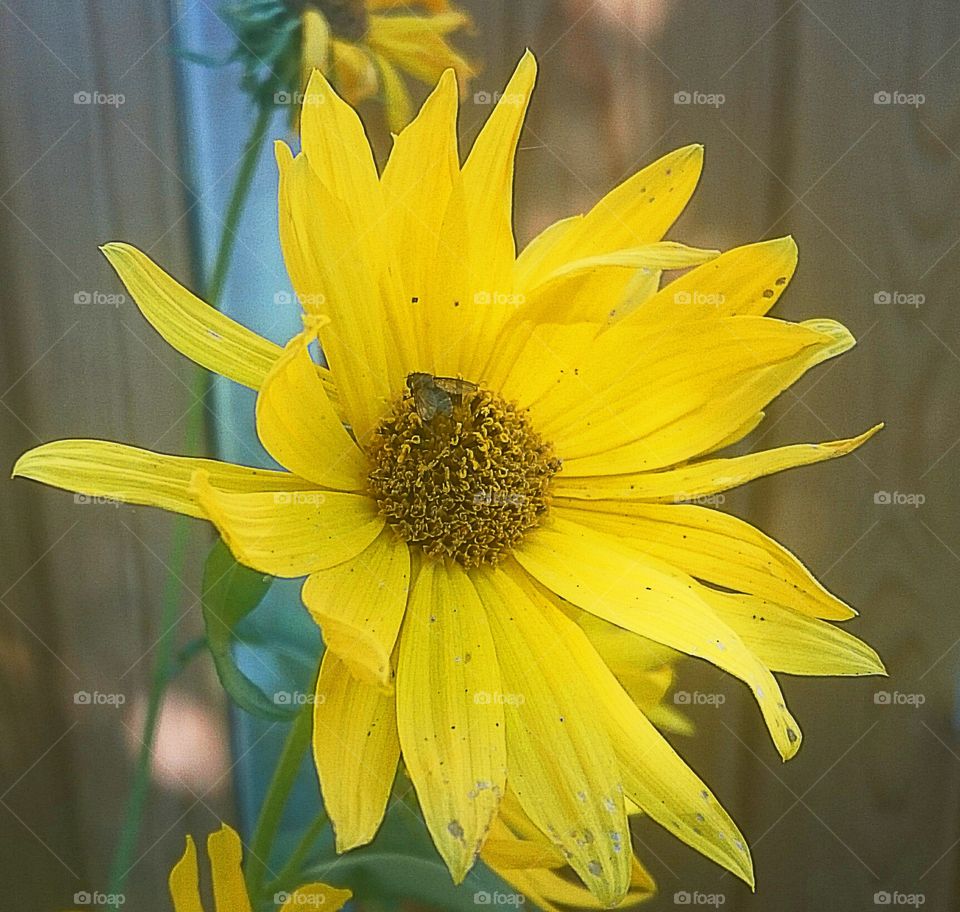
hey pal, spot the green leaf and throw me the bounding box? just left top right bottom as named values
left=202, top=538, right=293, bottom=720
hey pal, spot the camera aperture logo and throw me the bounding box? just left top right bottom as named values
left=74, top=90, right=125, bottom=108
left=874, top=890, right=925, bottom=907
left=873, top=491, right=925, bottom=508
left=674, top=890, right=726, bottom=907
left=474, top=690, right=525, bottom=707
left=873, top=90, right=925, bottom=108
left=274, top=492, right=327, bottom=506
left=474, top=890, right=526, bottom=906
left=674, top=691, right=726, bottom=707
left=273, top=691, right=325, bottom=707
left=74, top=891, right=125, bottom=906
left=275, top=891, right=328, bottom=907
left=674, top=90, right=725, bottom=108
left=874, top=290, right=923, bottom=308
left=874, top=691, right=925, bottom=708
left=74, top=290, right=125, bottom=308
left=74, top=690, right=126, bottom=708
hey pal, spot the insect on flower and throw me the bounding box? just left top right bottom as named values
left=406, top=372, right=479, bottom=421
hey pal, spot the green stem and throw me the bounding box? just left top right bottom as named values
left=263, top=809, right=330, bottom=896
left=104, top=103, right=273, bottom=908
left=246, top=701, right=314, bottom=898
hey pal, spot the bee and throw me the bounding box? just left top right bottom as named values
left=406, top=372, right=479, bottom=422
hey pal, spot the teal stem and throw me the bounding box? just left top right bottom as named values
left=246, top=701, right=314, bottom=899
left=104, top=102, right=273, bottom=909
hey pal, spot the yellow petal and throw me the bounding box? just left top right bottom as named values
left=473, top=566, right=631, bottom=907
left=517, top=514, right=802, bottom=760
left=280, top=884, right=352, bottom=912
left=302, top=528, right=410, bottom=688
left=169, top=835, right=204, bottom=912
left=300, top=11, right=330, bottom=83
left=192, top=472, right=383, bottom=577
left=12, top=440, right=310, bottom=519
left=526, top=144, right=704, bottom=284
left=366, top=14, right=474, bottom=88
left=299, top=67, right=382, bottom=236
left=255, top=328, right=367, bottom=491
left=380, top=68, right=459, bottom=371
left=560, top=501, right=858, bottom=621
left=527, top=578, right=755, bottom=887
left=100, top=243, right=294, bottom=392
left=701, top=590, right=885, bottom=677
left=626, top=236, right=798, bottom=326
left=372, top=50, right=414, bottom=131
left=525, top=316, right=831, bottom=468
left=396, top=560, right=506, bottom=883
left=513, top=215, right=582, bottom=292
left=313, top=653, right=400, bottom=851
left=330, top=40, right=379, bottom=105
left=554, top=424, right=883, bottom=498
left=207, top=824, right=252, bottom=912
left=276, top=143, right=399, bottom=443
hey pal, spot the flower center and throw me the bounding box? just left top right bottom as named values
left=367, top=376, right=562, bottom=567
left=300, top=0, right=369, bottom=41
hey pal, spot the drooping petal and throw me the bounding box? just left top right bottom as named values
left=192, top=472, right=383, bottom=577
left=560, top=500, right=859, bottom=620
left=396, top=560, right=506, bottom=883
left=101, top=243, right=293, bottom=392
left=207, top=824, right=252, bottom=912
left=12, top=440, right=311, bottom=519
left=302, top=528, right=410, bottom=688
left=516, top=316, right=831, bottom=469
left=372, top=50, right=414, bottom=131
left=276, top=143, right=398, bottom=443
left=700, top=590, right=886, bottom=677
left=313, top=653, right=400, bottom=852
left=255, top=328, right=368, bottom=491
left=520, top=571, right=756, bottom=887
left=168, top=835, right=204, bottom=912
left=517, top=514, right=802, bottom=760
left=366, top=13, right=474, bottom=87
left=554, top=424, right=883, bottom=496
left=625, top=236, right=799, bottom=326
left=280, top=885, right=352, bottom=912
left=472, top=566, right=631, bottom=906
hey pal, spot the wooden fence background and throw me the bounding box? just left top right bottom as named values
left=2, top=1, right=960, bottom=909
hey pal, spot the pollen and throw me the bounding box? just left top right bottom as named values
left=367, top=382, right=562, bottom=567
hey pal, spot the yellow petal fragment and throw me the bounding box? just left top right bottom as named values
left=300, top=10, right=331, bottom=84
left=627, top=236, right=798, bottom=326
left=12, top=439, right=310, bottom=519
left=367, top=14, right=474, bottom=88
left=513, top=215, right=582, bottom=292
left=192, top=472, right=383, bottom=577
left=473, top=567, right=631, bottom=907
left=207, top=824, right=252, bottom=912
left=330, top=39, right=380, bottom=105
left=313, top=653, right=400, bottom=852
left=299, top=67, right=382, bottom=240
left=530, top=317, right=830, bottom=467
left=527, top=578, right=755, bottom=887
left=561, top=501, right=858, bottom=621
left=302, top=528, right=410, bottom=688
left=100, top=243, right=295, bottom=392
left=555, top=424, right=883, bottom=498
left=276, top=143, right=397, bottom=443
left=255, top=329, right=367, bottom=491
left=517, top=514, right=802, bottom=760
left=169, top=835, right=204, bottom=912
left=701, top=590, right=886, bottom=677
left=396, top=560, right=506, bottom=883
left=373, top=50, right=414, bottom=132
left=280, top=885, right=352, bottom=912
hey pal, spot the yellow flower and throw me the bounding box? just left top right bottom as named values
left=299, top=0, right=473, bottom=131
left=16, top=52, right=885, bottom=906
left=63, top=823, right=350, bottom=912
